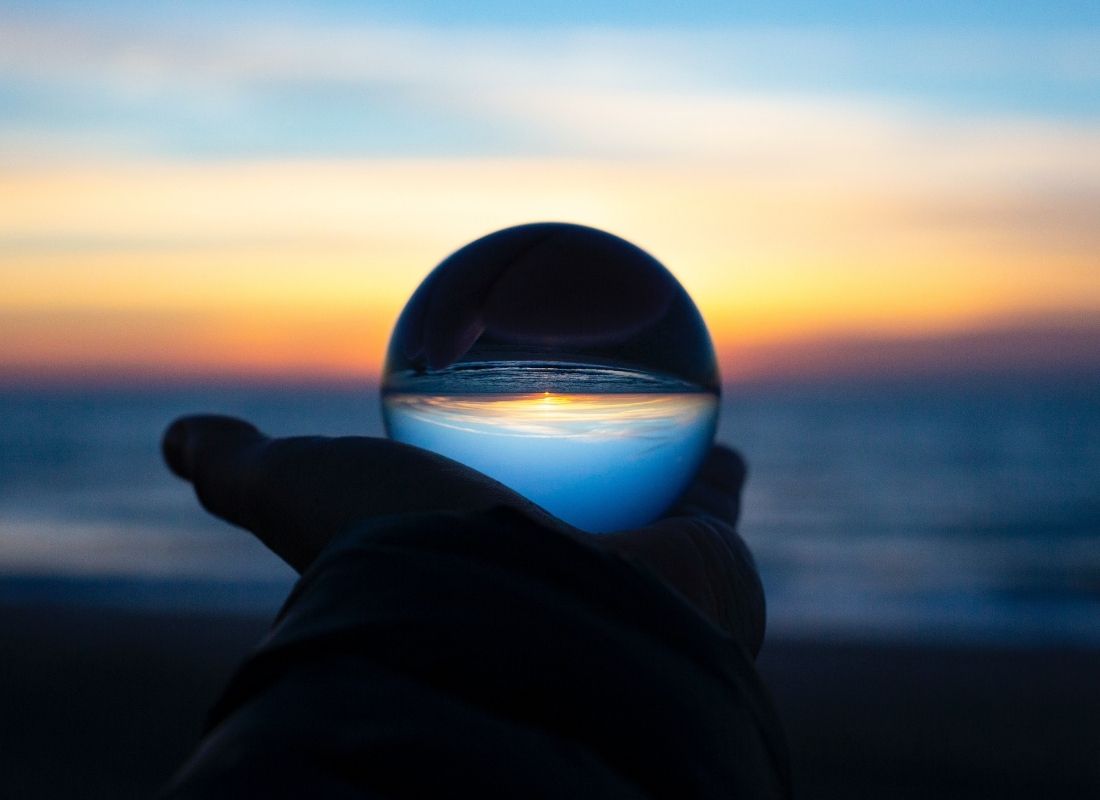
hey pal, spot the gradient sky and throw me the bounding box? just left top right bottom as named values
left=1, top=1, right=1097, bottom=381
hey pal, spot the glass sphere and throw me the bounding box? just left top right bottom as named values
left=382, top=222, right=720, bottom=532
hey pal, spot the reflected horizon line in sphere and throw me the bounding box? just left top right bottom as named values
left=383, top=363, right=719, bottom=532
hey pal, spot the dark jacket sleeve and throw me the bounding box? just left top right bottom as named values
left=163, top=507, right=791, bottom=799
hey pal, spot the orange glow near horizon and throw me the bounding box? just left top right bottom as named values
left=2, top=158, right=1098, bottom=383
left=384, top=392, right=719, bottom=438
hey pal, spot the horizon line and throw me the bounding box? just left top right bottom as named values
left=2, top=314, right=1098, bottom=390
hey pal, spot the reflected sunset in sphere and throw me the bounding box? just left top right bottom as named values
left=382, top=223, right=720, bottom=532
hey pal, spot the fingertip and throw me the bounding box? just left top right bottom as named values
left=162, top=417, right=191, bottom=479
left=669, top=444, right=749, bottom=530
left=699, top=444, right=748, bottom=493
left=162, top=415, right=263, bottom=482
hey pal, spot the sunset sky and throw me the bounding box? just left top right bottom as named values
left=1, top=1, right=1097, bottom=383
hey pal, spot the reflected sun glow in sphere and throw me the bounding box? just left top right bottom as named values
left=382, top=223, right=720, bottom=533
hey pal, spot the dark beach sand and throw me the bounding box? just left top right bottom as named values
left=1, top=603, right=1097, bottom=799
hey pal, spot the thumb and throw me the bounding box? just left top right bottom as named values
left=163, top=415, right=325, bottom=571
left=163, top=414, right=267, bottom=522
left=162, top=414, right=548, bottom=572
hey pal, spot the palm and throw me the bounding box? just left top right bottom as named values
left=164, top=415, right=764, bottom=653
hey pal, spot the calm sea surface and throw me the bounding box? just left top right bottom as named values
left=1, top=377, right=1097, bottom=646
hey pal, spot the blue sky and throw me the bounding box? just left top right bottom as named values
left=1, top=0, right=1097, bottom=162
left=8, top=0, right=1100, bottom=27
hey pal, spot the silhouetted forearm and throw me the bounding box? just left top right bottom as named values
left=163, top=507, right=791, bottom=799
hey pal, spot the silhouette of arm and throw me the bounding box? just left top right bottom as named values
left=159, top=416, right=790, bottom=798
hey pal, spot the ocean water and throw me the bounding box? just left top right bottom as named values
left=1, top=377, right=1097, bottom=646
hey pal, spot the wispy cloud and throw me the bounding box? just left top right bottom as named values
left=4, top=15, right=1098, bottom=97
left=2, top=14, right=1097, bottom=205
left=1, top=14, right=1098, bottom=161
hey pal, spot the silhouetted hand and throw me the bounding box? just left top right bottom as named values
left=162, top=415, right=765, bottom=654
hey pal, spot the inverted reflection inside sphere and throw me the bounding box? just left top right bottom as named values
left=382, top=222, right=720, bottom=532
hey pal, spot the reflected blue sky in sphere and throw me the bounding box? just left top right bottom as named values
left=384, top=377, right=718, bottom=532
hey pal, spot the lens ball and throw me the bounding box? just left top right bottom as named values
left=382, top=222, right=720, bottom=532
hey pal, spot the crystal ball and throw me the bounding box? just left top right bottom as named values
left=382, top=222, right=720, bottom=532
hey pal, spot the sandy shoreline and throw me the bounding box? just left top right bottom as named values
left=2, top=602, right=1097, bottom=799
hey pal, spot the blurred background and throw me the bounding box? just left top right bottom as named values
left=1, top=1, right=1098, bottom=798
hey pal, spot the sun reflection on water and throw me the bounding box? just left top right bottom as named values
left=383, top=392, right=717, bottom=439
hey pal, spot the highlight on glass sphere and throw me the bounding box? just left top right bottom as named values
left=381, top=222, right=720, bottom=533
